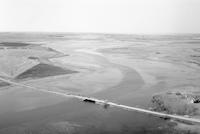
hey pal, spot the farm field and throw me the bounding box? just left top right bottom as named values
left=0, top=33, right=200, bottom=134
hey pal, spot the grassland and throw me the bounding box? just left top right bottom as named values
left=0, top=33, right=200, bottom=134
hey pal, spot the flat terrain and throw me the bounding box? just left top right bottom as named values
left=0, top=33, right=200, bottom=134
left=16, top=63, right=78, bottom=80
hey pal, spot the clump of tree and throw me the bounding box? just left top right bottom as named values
left=150, top=94, right=198, bottom=116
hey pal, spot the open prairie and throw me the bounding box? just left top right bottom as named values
left=0, top=33, right=200, bottom=134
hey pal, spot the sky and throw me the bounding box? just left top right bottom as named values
left=0, top=0, right=200, bottom=34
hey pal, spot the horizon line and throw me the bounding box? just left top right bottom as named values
left=0, top=31, right=200, bottom=36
